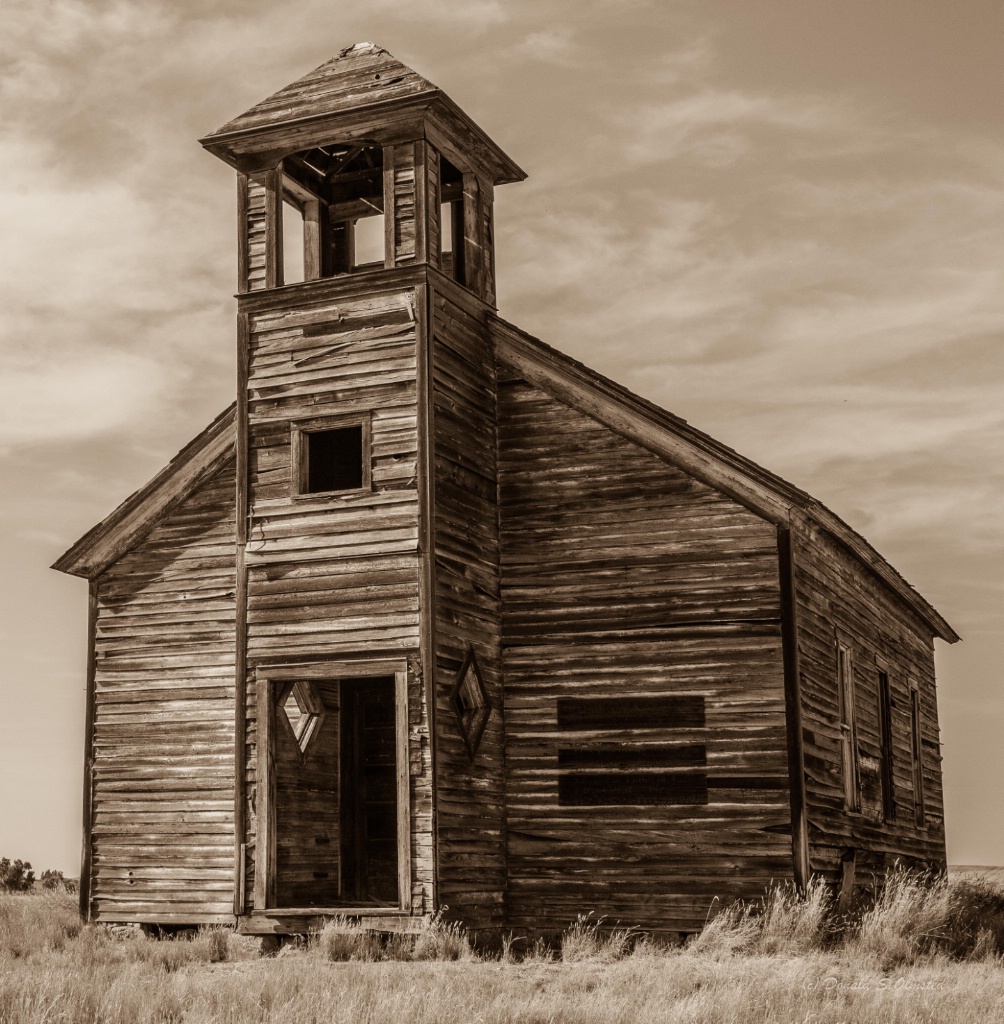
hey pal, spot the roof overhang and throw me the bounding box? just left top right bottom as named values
left=52, top=405, right=237, bottom=580
left=489, top=314, right=960, bottom=645
left=200, top=93, right=525, bottom=186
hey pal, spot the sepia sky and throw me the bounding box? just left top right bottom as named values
left=1, top=0, right=1002, bottom=874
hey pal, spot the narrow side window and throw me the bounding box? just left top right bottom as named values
left=878, top=670, right=896, bottom=822
left=837, top=641, right=859, bottom=811
left=910, top=684, right=925, bottom=827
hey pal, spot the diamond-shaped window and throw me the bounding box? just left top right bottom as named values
left=280, top=681, right=325, bottom=758
left=450, top=648, right=492, bottom=763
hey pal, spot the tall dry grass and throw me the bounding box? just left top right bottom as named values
left=2, top=872, right=1003, bottom=1024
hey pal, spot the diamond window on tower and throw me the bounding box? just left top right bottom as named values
left=450, top=649, right=491, bottom=763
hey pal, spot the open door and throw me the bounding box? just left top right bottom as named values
left=338, top=678, right=398, bottom=904
left=256, top=666, right=408, bottom=911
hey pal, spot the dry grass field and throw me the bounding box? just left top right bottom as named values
left=3, top=873, right=1004, bottom=1023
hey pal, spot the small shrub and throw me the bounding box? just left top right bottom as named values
left=0, top=859, right=34, bottom=893
left=943, top=875, right=1004, bottom=960
left=39, top=870, right=76, bottom=893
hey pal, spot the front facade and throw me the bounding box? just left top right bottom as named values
left=55, top=45, right=957, bottom=938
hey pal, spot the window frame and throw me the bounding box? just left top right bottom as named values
left=910, top=680, right=926, bottom=828
left=876, top=661, right=896, bottom=823
left=836, top=636, right=860, bottom=813
left=290, top=412, right=372, bottom=499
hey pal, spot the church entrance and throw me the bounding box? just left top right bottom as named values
left=259, top=669, right=404, bottom=910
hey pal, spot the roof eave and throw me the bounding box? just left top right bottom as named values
left=200, top=91, right=526, bottom=186
left=489, top=313, right=959, bottom=645
left=52, top=405, right=237, bottom=580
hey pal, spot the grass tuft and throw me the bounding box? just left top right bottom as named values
left=0, top=888, right=81, bottom=959
left=411, top=909, right=473, bottom=961
left=560, top=913, right=636, bottom=962
left=757, top=876, right=832, bottom=955
left=315, top=916, right=383, bottom=961
left=851, top=869, right=951, bottom=967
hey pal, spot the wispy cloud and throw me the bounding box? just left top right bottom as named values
left=514, top=28, right=578, bottom=63
left=0, top=351, right=174, bottom=447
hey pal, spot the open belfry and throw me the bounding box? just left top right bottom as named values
left=55, top=43, right=958, bottom=939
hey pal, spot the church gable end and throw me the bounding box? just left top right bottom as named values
left=497, top=375, right=791, bottom=934
left=85, top=459, right=238, bottom=925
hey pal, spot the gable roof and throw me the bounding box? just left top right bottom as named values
left=54, top=319, right=958, bottom=643
left=489, top=314, right=960, bottom=644
left=205, top=43, right=436, bottom=140
left=199, top=43, right=526, bottom=185
left=52, top=405, right=236, bottom=579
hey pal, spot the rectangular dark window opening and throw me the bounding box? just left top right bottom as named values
left=557, top=695, right=705, bottom=731
left=559, top=771, right=708, bottom=807
left=306, top=425, right=364, bottom=494
left=878, top=671, right=896, bottom=822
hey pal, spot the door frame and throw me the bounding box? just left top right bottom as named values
left=254, top=659, right=411, bottom=913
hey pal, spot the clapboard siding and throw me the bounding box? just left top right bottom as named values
left=392, top=142, right=417, bottom=265
left=240, top=285, right=433, bottom=914
left=791, top=513, right=947, bottom=883
left=497, top=379, right=790, bottom=934
left=244, top=177, right=267, bottom=292
left=431, top=287, right=506, bottom=930
left=91, top=461, right=237, bottom=924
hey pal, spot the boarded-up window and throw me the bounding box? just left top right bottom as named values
left=557, top=696, right=705, bottom=731
left=910, top=684, right=925, bottom=827
left=837, top=642, right=859, bottom=812
left=878, top=671, right=896, bottom=822
left=556, top=696, right=709, bottom=807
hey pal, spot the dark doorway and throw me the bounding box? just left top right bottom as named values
left=271, top=675, right=398, bottom=908
left=339, top=677, right=398, bottom=905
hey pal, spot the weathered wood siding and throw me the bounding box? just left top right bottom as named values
left=389, top=143, right=417, bottom=266
left=90, top=461, right=237, bottom=924
left=424, top=144, right=441, bottom=270
left=497, top=378, right=790, bottom=934
left=790, top=513, right=946, bottom=883
left=430, top=284, right=506, bottom=930
left=240, top=284, right=433, bottom=913
left=243, top=177, right=268, bottom=292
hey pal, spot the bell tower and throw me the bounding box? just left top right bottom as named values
left=202, top=41, right=524, bottom=303
left=200, top=44, right=524, bottom=929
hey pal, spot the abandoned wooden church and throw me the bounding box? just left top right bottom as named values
left=54, top=43, right=959, bottom=938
